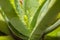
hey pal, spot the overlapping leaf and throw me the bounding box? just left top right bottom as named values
left=28, top=0, right=60, bottom=40
left=0, top=0, right=60, bottom=40
left=0, top=0, right=30, bottom=37
left=0, top=13, right=10, bottom=35
left=23, top=0, right=44, bottom=29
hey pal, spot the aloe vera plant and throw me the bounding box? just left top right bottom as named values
left=0, top=0, right=60, bottom=40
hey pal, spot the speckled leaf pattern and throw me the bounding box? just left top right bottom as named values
left=0, top=0, right=60, bottom=40
left=0, top=0, right=30, bottom=37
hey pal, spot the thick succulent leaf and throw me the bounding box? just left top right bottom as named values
left=10, top=0, right=15, bottom=8
left=14, top=0, right=20, bottom=14
left=14, top=0, right=26, bottom=28
left=45, top=13, right=60, bottom=40
left=30, top=0, right=47, bottom=30
left=45, top=26, right=60, bottom=40
left=23, top=0, right=44, bottom=28
left=14, top=0, right=24, bottom=18
left=0, top=9, right=28, bottom=39
left=23, top=0, right=40, bottom=17
left=23, top=0, right=45, bottom=16
left=8, top=22, right=28, bottom=40
left=43, top=19, right=60, bottom=35
left=0, top=13, right=10, bottom=35
left=0, top=0, right=31, bottom=37
left=28, top=0, right=60, bottom=40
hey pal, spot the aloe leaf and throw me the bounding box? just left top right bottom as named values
left=23, top=0, right=40, bottom=17
left=41, top=19, right=60, bottom=40
left=10, top=0, right=15, bottom=8
left=0, top=9, right=28, bottom=40
left=24, top=0, right=45, bottom=16
left=0, top=8, right=28, bottom=40
left=28, top=0, right=60, bottom=40
left=14, top=0, right=24, bottom=17
left=45, top=13, right=60, bottom=40
left=14, top=0, right=21, bottom=14
left=45, top=26, right=60, bottom=40
left=14, top=0, right=26, bottom=27
left=30, top=0, right=47, bottom=30
left=23, top=0, right=44, bottom=28
left=43, top=19, right=60, bottom=35
left=0, top=13, right=10, bottom=35
left=0, top=0, right=30, bottom=37
left=8, top=22, right=28, bottom=40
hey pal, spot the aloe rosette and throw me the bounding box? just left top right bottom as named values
left=0, top=0, right=60, bottom=40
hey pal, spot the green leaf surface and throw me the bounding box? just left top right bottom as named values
left=23, top=0, right=44, bottom=29
left=28, top=0, right=60, bottom=40
left=45, top=26, right=60, bottom=40
left=23, top=0, right=40, bottom=17
left=14, top=0, right=24, bottom=18
left=8, top=22, right=28, bottom=40
left=43, top=19, right=60, bottom=35
left=0, top=0, right=30, bottom=37
left=30, top=0, right=47, bottom=30
left=0, top=13, right=10, bottom=35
